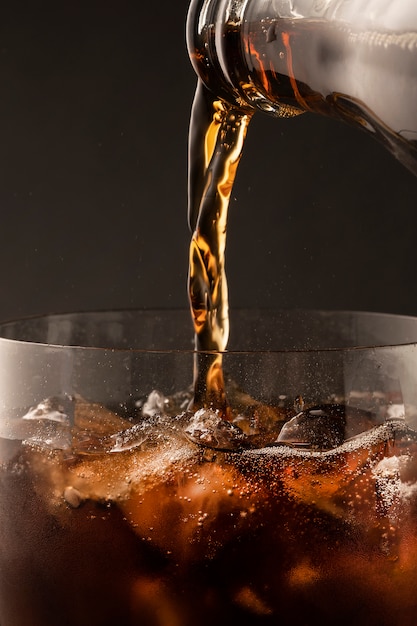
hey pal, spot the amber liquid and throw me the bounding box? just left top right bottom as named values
left=187, top=81, right=253, bottom=413
left=3, top=399, right=417, bottom=626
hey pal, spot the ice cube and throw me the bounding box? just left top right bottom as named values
left=110, top=423, right=152, bottom=453
left=386, top=403, right=406, bottom=421
left=0, top=396, right=73, bottom=450
left=184, top=408, right=246, bottom=450
left=22, top=396, right=73, bottom=424
left=276, top=405, right=346, bottom=450
left=142, top=390, right=168, bottom=418
left=277, top=403, right=381, bottom=450
left=62, top=416, right=198, bottom=505
left=372, top=455, right=403, bottom=520
left=110, top=402, right=190, bottom=453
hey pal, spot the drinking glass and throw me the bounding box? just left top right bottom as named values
left=1, top=309, right=417, bottom=626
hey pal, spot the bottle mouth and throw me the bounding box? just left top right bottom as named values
left=186, top=0, right=255, bottom=108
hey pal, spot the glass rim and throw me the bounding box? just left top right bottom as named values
left=0, top=307, right=416, bottom=354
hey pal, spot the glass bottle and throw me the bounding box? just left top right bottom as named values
left=187, top=0, right=417, bottom=174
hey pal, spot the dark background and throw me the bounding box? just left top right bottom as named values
left=0, top=0, right=416, bottom=322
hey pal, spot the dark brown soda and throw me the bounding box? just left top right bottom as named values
left=2, top=411, right=417, bottom=626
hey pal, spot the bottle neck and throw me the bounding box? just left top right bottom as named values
left=187, top=0, right=252, bottom=110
